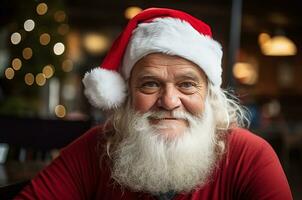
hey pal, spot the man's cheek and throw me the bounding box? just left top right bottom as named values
left=132, top=94, right=157, bottom=112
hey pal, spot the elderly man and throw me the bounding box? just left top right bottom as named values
left=16, top=8, right=292, bottom=200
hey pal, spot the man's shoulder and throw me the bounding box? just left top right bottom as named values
left=61, top=125, right=106, bottom=155
left=228, top=127, right=268, bottom=148
left=226, top=127, right=274, bottom=161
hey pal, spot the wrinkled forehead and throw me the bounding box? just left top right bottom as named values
left=129, top=53, right=208, bottom=82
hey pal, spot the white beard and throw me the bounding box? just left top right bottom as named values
left=110, top=100, right=217, bottom=194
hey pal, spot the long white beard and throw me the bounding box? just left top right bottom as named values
left=110, top=100, right=217, bottom=194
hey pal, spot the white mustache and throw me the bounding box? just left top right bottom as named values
left=146, top=111, right=192, bottom=121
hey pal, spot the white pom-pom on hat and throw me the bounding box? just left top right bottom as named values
left=82, top=68, right=127, bottom=109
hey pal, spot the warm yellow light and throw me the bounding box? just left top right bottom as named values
left=57, top=24, right=69, bottom=35
left=12, top=58, right=22, bottom=70
left=125, top=6, right=142, bottom=19
left=262, top=36, right=297, bottom=56
left=55, top=105, right=66, bottom=118
left=36, top=3, right=48, bottom=15
left=11, top=32, right=21, bottom=45
left=39, top=33, right=51, bottom=45
left=42, top=65, right=54, bottom=78
left=36, top=73, right=46, bottom=86
left=25, top=73, right=34, bottom=85
left=258, top=33, right=270, bottom=46
left=5, top=68, right=15, bottom=80
left=233, top=62, right=258, bottom=85
left=62, top=59, right=73, bottom=72
left=83, top=33, right=110, bottom=54
left=54, top=10, right=66, bottom=22
left=24, top=19, right=35, bottom=32
left=53, top=42, right=65, bottom=55
left=22, top=47, right=33, bottom=60
left=259, top=32, right=297, bottom=56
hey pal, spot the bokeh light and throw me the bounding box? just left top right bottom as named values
left=55, top=105, right=66, bottom=118
left=10, top=32, right=21, bottom=45
left=53, top=42, right=65, bottom=55
left=24, top=19, right=35, bottom=32
left=62, top=59, right=73, bottom=72
left=42, top=65, right=54, bottom=78
left=39, top=33, right=51, bottom=45
left=5, top=68, right=15, bottom=80
left=36, top=3, right=48, bottom=15
left=22, top=47, right=33, bottom=60
left=124, top=6, right=142, bottom=19
left=12, top=58, right=22, bottom=70
left=25, top=73, right=34, bottom=85
left=36, top=73, right=46, bottom=86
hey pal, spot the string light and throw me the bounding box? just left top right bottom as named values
left=24, top=19, right=35, bottom=32
left=42, top=65, right=54, bottom=78
left=25, top=73, right=34, bottom=85
left=53, top=42, right=65, bottom=55
left=36, top=73, right=46, bottom=86
left=5, top=68, right=15, bottom=80
left=12, top=58, right=22, bottom=70
left=36, top=3, right=48, bottom=15
left=55, top=104, right=66, bottom=118
left=39, top=33, right=51, bottom=45
left=22, top=47, right=33, bottom=60
left=10, top=32, right=21, bottom=45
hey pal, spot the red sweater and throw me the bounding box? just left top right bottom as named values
left=15, top=127, right=293, bottom=199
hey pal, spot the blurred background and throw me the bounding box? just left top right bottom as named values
left=0, top=0, right=301, bottom=198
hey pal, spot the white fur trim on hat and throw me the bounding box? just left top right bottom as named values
left=122, top=17, right=223, bottom=86
left=82, top=68, right=127, bottom=109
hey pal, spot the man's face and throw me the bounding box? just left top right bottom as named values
left=130, top=53, right=208, bottom=138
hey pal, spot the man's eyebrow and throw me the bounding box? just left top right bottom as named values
left=137, top=75, right=159, bottom=81
left=176, top=73, right=201, bottom=82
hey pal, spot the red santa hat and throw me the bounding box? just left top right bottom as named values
left=82, top=8, right=223, bottom=110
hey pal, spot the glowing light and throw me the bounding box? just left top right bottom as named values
left=12, top=58, right=22, bottom=70
left=5, top=68, right=14, bottom=80
left=24, top=19, right=35, bottom=32
left=261, top=36, right=297, bottom=56
left=83, top=33, right=110, bottom=54
left=36, top=3, right=48, bottom=15
left=36, top=73, right=46, bottom=86
left=55, top=105, right=66, bottom=118
left=258, top=33, right=270, bottom=46
left=62, top=59, right=73, bottom=72
left=259, top=32, right=297, bottom=56
left=22, top=47, right=33, bottom=60
left=39, top=33, right=51, bottom=45
left=54, top=10, right=66, bottom=22
left=57, top=24, right=69, bottom=35
left=25, top=73, right=34, bottom=85
left=11, top=32, right=21, bottom=45
left=42, top=65, right=54, bottom=78
left=125, top=6, right=142, bottom=19
left=53, top=42, right=65, bottom=55
left=233, top=62, right=258, bottom=85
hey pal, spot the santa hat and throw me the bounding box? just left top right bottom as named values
left=82, top=8, right=223, bottom=110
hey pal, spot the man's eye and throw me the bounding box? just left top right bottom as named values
left=178, top=82, right=198, bottom=94
left=179, top=82, right=196, bottom=88
left=141, top=82, right=159, bottom=88
left=138, top=81, right=160, bottom=94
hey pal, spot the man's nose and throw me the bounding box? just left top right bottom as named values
left=157, top=84, right=181, bottom=111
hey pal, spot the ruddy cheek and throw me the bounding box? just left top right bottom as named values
left=182, top=97, right=205, bottom=116
left=132, top=93, right=157, bottom=112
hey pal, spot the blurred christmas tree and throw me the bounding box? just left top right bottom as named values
left=1, top=0, right=70, bottom=117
